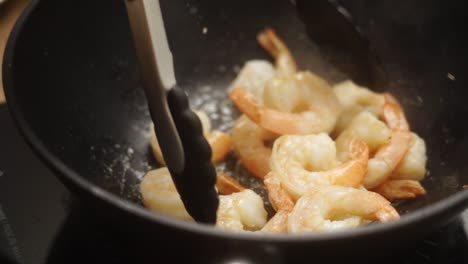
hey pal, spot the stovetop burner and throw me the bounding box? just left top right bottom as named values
left=1, top=104, right=467, bottom=264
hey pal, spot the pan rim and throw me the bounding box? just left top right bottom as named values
left=3, top=0, right=468, bottom=243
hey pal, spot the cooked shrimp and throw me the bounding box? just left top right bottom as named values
left=335, top=111, right=391, bottom=161
left=332, top=80, right=385, bottom=135
left=216, top=189, right=268, bottom=231
left=232, top=115, right=277, bottom=179
left=141, top=168, right=266, bottom=229
left=270, top=133, right=368, bottom=200
left=151, top=110, right=231, bottom=165
left=207, top=131, right=232, bottom=163
left=228, top=60, right=275, bottom=101
left=216, top=172, right=245, bottom=195
left=373, top=179, right=426, bottom=201
left=288, top=185, right=399, bottom=233
left=140, top=167, right=193, bottom=220
left=229, top=71, right=342, bottom=135
left=391, top=132, right=427, bottom=181
left=260, top=173, right=294, bottom=234
left=257, top=28, right=297, bottom=75
left=363, top=93, right=411, bottom=189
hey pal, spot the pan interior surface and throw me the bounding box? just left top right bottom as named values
left=6, top=0, right=468, bottom=232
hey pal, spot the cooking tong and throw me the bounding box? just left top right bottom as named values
left=124, top=0, right=219, bottom=223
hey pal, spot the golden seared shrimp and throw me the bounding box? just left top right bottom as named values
left=257, top=27, right=297, bottom=76
left=229, top=71, right=342, bottom=135
left=216, top=189, right=268, bottom=231
left=228, top=60, right=276, bottom=101
left=288, top=185, right=399, bottom=233
left=140, top=167, right=193, bottom=221
left=363, top=93, right=411, bottom=189
left=260, top=173, right=294, bottom=233
left=216, top=172, right=245, bottom=195
left=391, top=132, right=427, bottom=181
left=270, top=133, right=369, bottom=200
left=332, top=80, right=385, bottom=135
left=232, top=115, right=277, bottom=179
left=151, top=110, right=231, bottom=165
left=373, top=179, right=426, bottom=201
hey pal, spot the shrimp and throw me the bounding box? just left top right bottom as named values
left=270, top=133, right=369, bottom=200
left=229, top=71, right=342, bottom=135
left=288, top=185, right=399, bottom=233
left=140, top=167, right=193, bottom=220
left=232, top=115, right=277, bottom=179
left=373, top=180, right=426, bottom=201
left=216, top=172, right=245, bottom=195
left=141, top=168, right=266, bottom=230
left=363, top=93, right=411, bottom=189
left=257, top=27, right=297, bottom=76
left=335, top=111, right=391, bottom=161
left=216, top=189, right=268, bottom=231
left=228, top=60, right=275, bottom=101
left=260, top=173, right=294, bottom=234
left=391, top=132, right=427, bottom=181
left=150, top=110, right=232, bottom=165
left=332, top=80, right=385, bottom=135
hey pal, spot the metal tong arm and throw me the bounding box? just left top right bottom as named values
left=125, top=0, right=184, bottom=174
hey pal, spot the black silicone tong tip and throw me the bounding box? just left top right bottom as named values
left=167, top=86, right=219, bottom=224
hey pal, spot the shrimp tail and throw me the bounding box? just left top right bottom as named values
left=216, top=172, right=246, bottom=195
left=373, top=180, right=426, bottom=201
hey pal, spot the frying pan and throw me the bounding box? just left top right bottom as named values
left=3, top=0, right=468, bottom=262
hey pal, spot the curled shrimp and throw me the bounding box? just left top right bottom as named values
left=141, top=168, right=266, bottom=230
left=257, top=28, right=297, bottom=76
left=373, top=179, right=426, bottom=201
left=140, top=167, right=193, bottom=220
left=391, top=132, right=427, bottom=181
left=216, top=189, right=268, bottom=231
left=288, top=185, right=400, bottom=233
left=228, top=60, right=276, bottom=102
left=232, top=115, right=277, bottom=179
left=335, top=111, right=391, bottom=163
left=150, top=110, right=232, bottom=165
left=228, top=28, right=295, bottom=100
left=332, top=80, right=385, bottom=135
left=363, top=93, right=411, bottom=189
left=229, top=71, right=342, bottom=135
left=260, top=173, right=294, bottom=233
left=270, top=133, right=369, bottom=200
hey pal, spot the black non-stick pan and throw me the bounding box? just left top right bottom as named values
left=4, top=0, right=468, bottom=262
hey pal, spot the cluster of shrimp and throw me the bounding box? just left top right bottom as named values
left=139, top=28, right=428, bottom=234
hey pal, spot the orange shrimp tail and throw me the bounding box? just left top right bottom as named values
left=257, top=28, right=281, bottom=58
left=373, top=180, right=426, bottom=201
left=216, top=172, right=246, bottom=195
left=264, top=173, right=295, bottom=211
left=229, top=88, right=263, bottom=124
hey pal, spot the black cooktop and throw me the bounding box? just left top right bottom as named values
left=1, top=104, right=467, bottom=264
